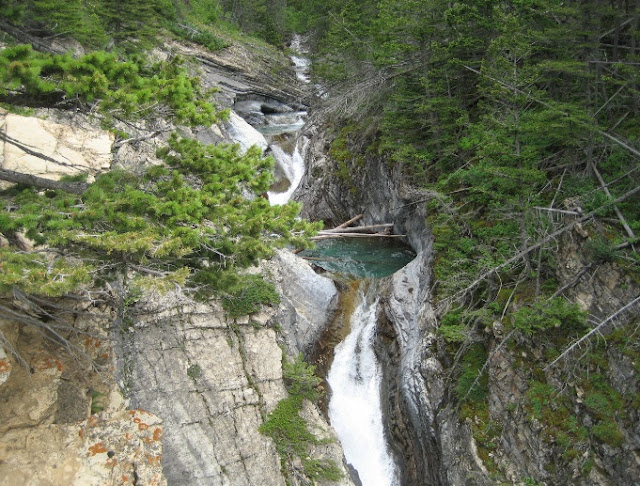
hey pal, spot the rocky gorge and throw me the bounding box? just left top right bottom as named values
left=0, top=18, right=639, bottom=486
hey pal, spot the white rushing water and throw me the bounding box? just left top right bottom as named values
left=267, top=137, right=307, bottom=205
left=327, top=287, right=400, bottom=486
left=227, top=35, right=312, bottom=205
left=290, top=34, right=311, bottom=84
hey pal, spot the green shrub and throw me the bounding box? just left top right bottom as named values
left=283, top=353, right=321, bottom=401
left=210, top=273, right=280, bottom=318
left=586, top=237, right=618, bottom=263
left=187, top=364, right=202, bottom=379
left=170, top=23, right=229, bottom=51
left=259, top=353, right=342, bottom=482
left=455, top=344, right=488, bottom=403
left=592, top=421, right=624, bottom=447
left=511, top=298, right=587, bottom=336
left=439, top=323, right=469, bottom=343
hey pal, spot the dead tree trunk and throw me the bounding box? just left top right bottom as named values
left=0, top=168, right=88, bottom=194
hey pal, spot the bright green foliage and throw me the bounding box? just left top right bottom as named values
left=0, top=248, right=92, bottom=297
left=455, top=344, right=488, bottom=404
left=511, top=299, right=587, bottom=337
left=259, top=353, right=342, bottom=482
left=212, top=272, right=280, bottom=317
left=0, top=45, right=221, bottom=126
left=0, top=135, right=319, bottom=300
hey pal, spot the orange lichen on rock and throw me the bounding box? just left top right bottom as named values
left=84, top=337, right=103, bottom=348
left=146, top=454, right=162, bottom=466
left=35, top=356, right=63, bottom=372
left=0, top=358, right=11, bottom=373
left=153, top=428, right=162, bottom=442
left=138, top=422, right=148, bottom=431
left=88, top=442, right=108, bottom=456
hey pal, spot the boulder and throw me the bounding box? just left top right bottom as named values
left=1, top=112, right=113, bottom=184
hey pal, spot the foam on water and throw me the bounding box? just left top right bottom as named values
left=267, top=138, right=307, bottom=205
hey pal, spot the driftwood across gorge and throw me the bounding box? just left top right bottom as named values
left=309, top=214, right=403, bottom=241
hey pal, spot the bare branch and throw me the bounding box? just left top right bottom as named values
left=545, top=295, right=640, bottom=371
left=0, top=130, right=93, bottom=172
left=447, top=184, right=640, bottom=303
left=593, top=164, right=636, bottom=240
left=0, top=19, right=67, bottom=55
left=113, top=130, right=163, bottom=148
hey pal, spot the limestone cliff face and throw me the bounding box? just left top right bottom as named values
left=121, top=283, right=351, bottom=486
left=0, top=110, right=114, bottom=185
left=0, top=309, right=167, bottom=486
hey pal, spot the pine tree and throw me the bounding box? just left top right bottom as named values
left=99, top=0, right=158, bottom=45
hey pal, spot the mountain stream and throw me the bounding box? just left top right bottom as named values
left=228, top=36, right=413, bottom=485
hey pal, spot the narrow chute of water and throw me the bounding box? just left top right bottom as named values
left=327, top=284, right=400, bottom=486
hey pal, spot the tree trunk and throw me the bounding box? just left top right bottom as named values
left=0, top=168, right=88, bottom=194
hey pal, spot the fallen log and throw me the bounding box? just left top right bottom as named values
left=310, top=233, right=406, bottom=240
left=320, top=223, right=394, bottom=234
left=334, top=214, right=363, bottom=229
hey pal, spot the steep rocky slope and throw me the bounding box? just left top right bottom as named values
left=0, top=36, right=354, bottom=486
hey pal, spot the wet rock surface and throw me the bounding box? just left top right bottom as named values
left=263, top=249, right=339, bottom=356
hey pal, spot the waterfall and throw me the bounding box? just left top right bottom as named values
left=267, top=138, right=307, bottom=206
left=226, top=35, right=314, bottom=205
left=327, top=284, right=400, bottom=486
left=290, top=34, right=311, bottom=84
